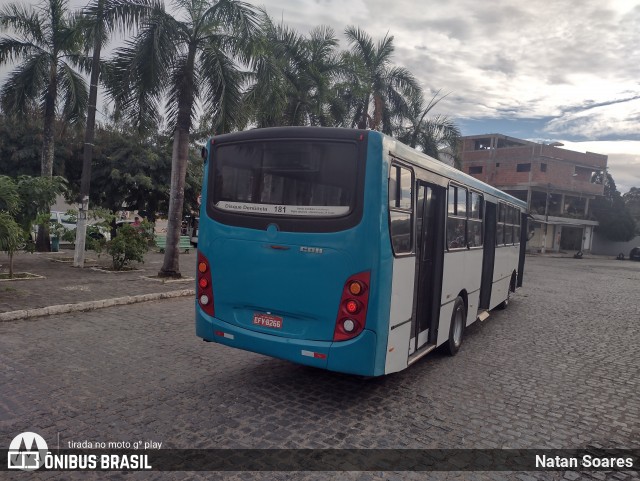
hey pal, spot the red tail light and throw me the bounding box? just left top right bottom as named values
left=197, top=252, right=214, bottom=316
left=333, top=271, right=370, bottom=341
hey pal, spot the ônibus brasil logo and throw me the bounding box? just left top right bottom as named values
left=7, top=432, right=48, bottom=471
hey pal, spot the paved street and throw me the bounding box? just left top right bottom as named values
left=1, top=255, right=639, bottom=480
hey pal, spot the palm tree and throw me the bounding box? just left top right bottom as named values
left=341, top=26, right=420, bottom=133
left=0, top=0, right=87, bottom=251
left=73, top=0, right=152, bottom=267
left=396, top=90, right=461, bottom=165
left=245, top=17, right=346, bottom=128
left=0, top=0, right=87, bottom=177
left=106, top=0, right=259, bottom=278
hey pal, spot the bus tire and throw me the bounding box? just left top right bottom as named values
left=497, top=289, right=509, bottom=310
left=445, top=297, right=465, bottom=356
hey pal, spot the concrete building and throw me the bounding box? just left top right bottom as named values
left=459, top=134, right=607, bottom=253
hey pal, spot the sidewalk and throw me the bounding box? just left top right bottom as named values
left=0, top=247, right=196, bottom=321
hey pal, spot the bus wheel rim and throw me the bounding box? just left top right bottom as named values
left=453, top=307, right=463, bottom=346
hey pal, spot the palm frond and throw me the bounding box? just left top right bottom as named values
left=84, top=0, right=156, bottom=36
left=199, top=43, right=245, bottom=133
left=165, top=52, right=199, bottom=129
left=344, top=25, right=375, bottom=69
left=58, top=60, right=88, bottom=124
left=0, top=176, right=20, bottom=213
left=200, top=0, right=259, bottom=57
left=103, top=6, right=179, bottom=130
left=375, top=32, right=394, bottom=66
left=0, top=3, right=45, bottom=45
left=0, top=52, right=48, bottom=114
left=0, top=37, right=43, bottom=63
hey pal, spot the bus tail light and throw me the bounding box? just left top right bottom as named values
left=197, top=252, right=214, bottom=317
left=333, top=271, right=370, bottom=341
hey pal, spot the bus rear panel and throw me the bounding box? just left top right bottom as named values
left=195, top=128, right=392, bottom=376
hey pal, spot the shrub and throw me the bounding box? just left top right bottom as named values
left=106, top=224, right=149, bottom=270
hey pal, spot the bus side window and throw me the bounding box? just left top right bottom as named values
left=389, top=166, right=399, bottom=208
left=447, top=185, right=467, bottom=250
left=514, top=208, right=521, bottom=244
left=496, top=202, right=504, bottom=246
left=504, top=205, right=514, bottom=244
left=389, top=164, right=413, bottom=254
left=467, top=192, right=483, bottom=247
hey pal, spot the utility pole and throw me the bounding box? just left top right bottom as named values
left=541, top=183, right=550, bottom=254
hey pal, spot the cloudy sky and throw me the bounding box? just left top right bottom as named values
left=1, top=0, right=639, bottom=192
left=263, top=0, right=640, bottom=193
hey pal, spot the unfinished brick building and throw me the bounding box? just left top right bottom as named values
left=460, top=134, right=607, bottom=253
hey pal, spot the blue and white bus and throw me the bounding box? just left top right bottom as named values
left=195, top=127, right=527, bottom=376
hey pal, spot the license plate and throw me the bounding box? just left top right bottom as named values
left=253, top=313, right=283, bottom=329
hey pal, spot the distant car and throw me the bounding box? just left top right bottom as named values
left=33, top=211, right=110, bottom=242
left=630, top=247, right=640, bottom=261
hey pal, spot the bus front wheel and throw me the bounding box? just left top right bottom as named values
left=444, top=297, right=465, bottom=356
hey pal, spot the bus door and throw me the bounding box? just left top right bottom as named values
left=411, top=182, right=445, bottom=353
left=479, top=201, right=496, bottom=309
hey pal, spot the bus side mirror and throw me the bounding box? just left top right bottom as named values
left=201, top=147, right=208, bottom=163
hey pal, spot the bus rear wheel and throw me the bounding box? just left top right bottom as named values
left=444, top=297, right=465, bottom=356
left=497, top=290, right=509, bottom=309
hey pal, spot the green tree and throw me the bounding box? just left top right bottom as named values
left=73, top=0, right=152, bottom=267
left=105, top=0, right=259, bottom=278
left=591, top=173, right=636, bottom=242
left=0, top=176, right=23, bottom=278
left=0, top=0, right=87, bottom=251
left=106, top=223, right=149, bottom=270
left=0, top=0, right=87, bottom=177
left=245, top=18, right=346, bottom=128
left=395, top=90, right=461, bottom=164
left=0, top=175, right=67, bottom=277
left=622, top=187, right=640, bottom=235
left=64, top=123, right=201, bottom=230
left=341, top=26, right=420, bottom=133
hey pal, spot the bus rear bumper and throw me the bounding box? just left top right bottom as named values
left=196, top=312, right=379, bottom=376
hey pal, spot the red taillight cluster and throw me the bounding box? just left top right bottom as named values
left=197, top=252, right=214, bottom=316
left=333, top=271, right=370, bottom=341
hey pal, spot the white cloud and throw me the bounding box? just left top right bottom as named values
left=1, top=0, right=639, bottom=157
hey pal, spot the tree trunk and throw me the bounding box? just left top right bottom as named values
left=9, top=251, right=14, bottom=279
left=372, top=94, right=384, bottom=131
left=74, top=16, right=103, bottom=268
left=159, top=48, right=196, bottom=279
left=36, top=62, right=59, bottom=252
left=159, top=125, right=190, bottom=278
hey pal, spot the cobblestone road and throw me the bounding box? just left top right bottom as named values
left=1, top=256, right=639, bottom=481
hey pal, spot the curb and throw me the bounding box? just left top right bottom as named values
left=0, top=288, right=195, bottom=322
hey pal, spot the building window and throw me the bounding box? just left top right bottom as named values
left=469, top=166, right=483, bottom=174
left=496, top=163, right=500, bottom=167
left=516, top=163, right=531, bottom=172
left=474, top=138, right=492, bottom=150
left=540, top=163, right=547, bottom=172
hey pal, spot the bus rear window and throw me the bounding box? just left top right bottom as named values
left=212, top=140, right=357, bottom=217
